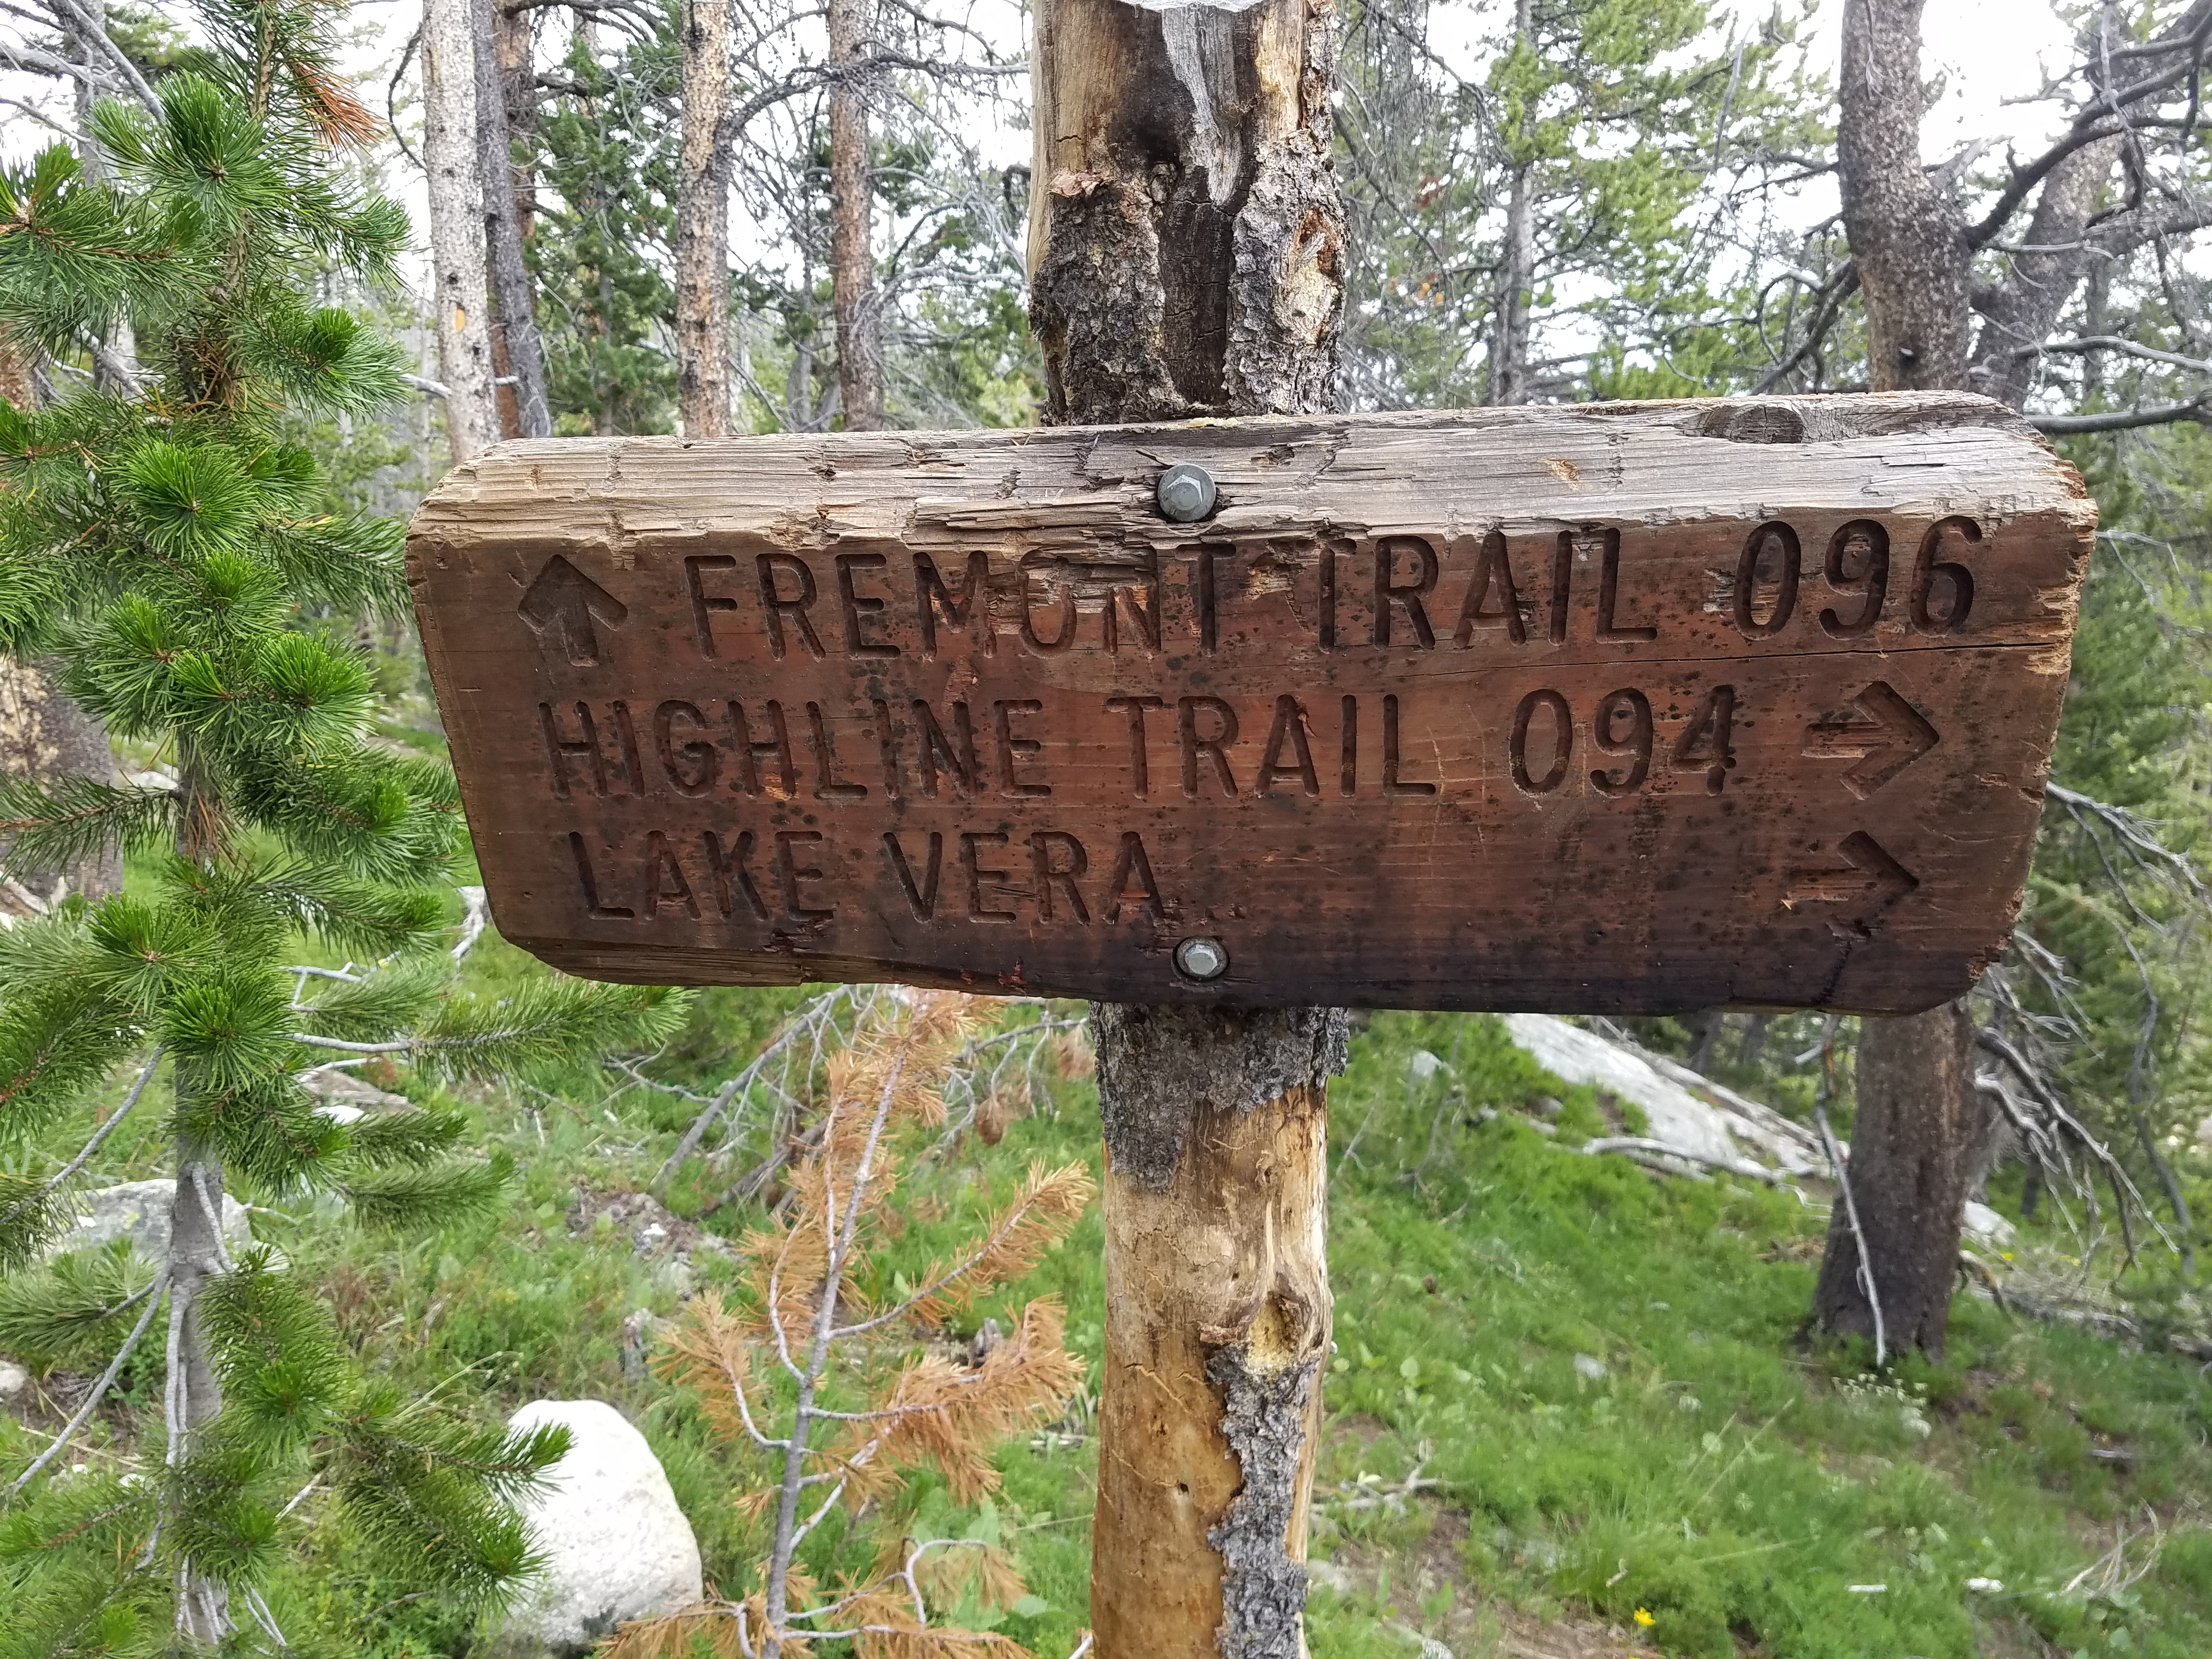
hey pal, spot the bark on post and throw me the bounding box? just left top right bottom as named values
left=1027, top=4, right=1348, bottom=1652
left=422, top=0, right=499, bottom=462
left=472, top=0, right=552, bottom=438
left=674, top=0, right=733, bottom=437
left=828, top=0, right=883, bottom=430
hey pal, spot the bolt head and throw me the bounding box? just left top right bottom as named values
left=1156, top=462, right=1217, bottom=523
left=1175, top=935, right=1229, bottom=981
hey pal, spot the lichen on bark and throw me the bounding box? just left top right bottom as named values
left=1091, top=1003, right=1347, bottom=1190
left=1206, top=1339, right=1319, bottom=1659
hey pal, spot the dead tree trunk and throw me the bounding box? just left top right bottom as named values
left=1028, top=4, right=1348, bottom=1652
left=473, top=0, right=551, bottom=438
left=675, top=0, right=733, bottom=437
left=422, top=0, right=500, bottom=462
left=828, top=0, right=883, bottom=430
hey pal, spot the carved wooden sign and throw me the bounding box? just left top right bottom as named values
left=407, top=394, right=2091, bottom=1014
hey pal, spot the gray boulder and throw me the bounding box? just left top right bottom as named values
left=496, top=1400, right=703, bottom=1655
left=300, top=1067, right=412, bottom=1124
left=47, top=1180, right=251, bottom=1265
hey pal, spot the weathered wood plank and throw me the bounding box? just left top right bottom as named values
left=407, top=394, right=2092, bottom=1014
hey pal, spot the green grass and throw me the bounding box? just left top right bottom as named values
left=13, top=938, right=2212, bottom=1657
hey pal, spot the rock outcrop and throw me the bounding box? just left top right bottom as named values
left=494, top=1399, right=703, bottom=1655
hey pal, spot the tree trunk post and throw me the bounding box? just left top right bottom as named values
left=423, top=0, right=500, bottom=462
left=675, top=0, right=734, bottom=438
left=1027, top=3, right=1348, bottom=1652
left=829, top=0, right=883, bottom=430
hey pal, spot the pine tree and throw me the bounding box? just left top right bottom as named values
left=613, top=990, right=1092, bottom=1659
left=0, top=2, right=681, bottom=1644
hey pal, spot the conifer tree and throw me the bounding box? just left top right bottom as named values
left=0, top=1, right=680, bottom=1644
left=616, top=990, right=1092, bottom=1659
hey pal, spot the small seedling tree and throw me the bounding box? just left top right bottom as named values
left=0, top=2, right=680, bottom=1644
left=614, top=990, right=1094, bottom=1659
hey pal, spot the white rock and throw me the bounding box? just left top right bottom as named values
left=48, top=1180, right=251, bottom=1265
left=1502, top=1015, right=1745, bottom=1169
left=1572, top=1353, right=1608, bottom=1382
left=0, top=1357, right=29, bottom=1400
left=1963, top=1201, right=2017, bottom=1250
left=496, top=1400, right=703, bottom=1655
left=301, top=1069, right=411, bottom=1115
left=1407, top=1049, right=1447, bottom=1085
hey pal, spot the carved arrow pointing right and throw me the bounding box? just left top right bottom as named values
left=1785, top=832, right=1918, bottom=911
left=1802, top=680, right=1940, bottom=799
left=518, top=555, right=629, bottom=667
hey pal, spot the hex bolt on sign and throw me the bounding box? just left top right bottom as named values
left=1156, top=463, right=1216, bottom=523
left=1175, top=936, right=1229, bottom=981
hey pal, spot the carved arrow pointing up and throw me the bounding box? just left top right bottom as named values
left=1785, top=832, right=1918, bottom=911
left=518, top=555, right=628, bottom=667
left=1803, top=680, right=1939, bottom=799
left=1802, top=680, right=1939, bottom=799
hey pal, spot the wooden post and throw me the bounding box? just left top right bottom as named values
left=1027, top=4, right=1348, bottom=1653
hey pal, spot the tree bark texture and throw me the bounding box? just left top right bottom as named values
left=1821, top=0, right=1988, bottom=1359
left=675, top=0, right=734, bottom=437
left=473, top=0, right=552, bottom=439
left=1485, top=0, right=1534, bottom=406
left=1089, top=1007, right=1346, bottom=1659
left=168, top=1131, right=231, bottom=1641
left=0, top=657, right=121, bottom=903
left=1026, top=0, right=1346, bottom=425
left=1028, top=5, right=1348, bottom=1652
left=829, top=0, right=883, bottom=431
left=1813, top=1002, right=1979, bottom=1361
left=1837, top=0, right=1971, bottom=393
left=423, top=0, right=500, bottom=463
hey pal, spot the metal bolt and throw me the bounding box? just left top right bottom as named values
left=1156, top=462, right=1217, bottom=523
left=1175, top=935, right=1229, bottom=981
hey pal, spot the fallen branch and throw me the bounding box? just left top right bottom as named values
left=1580, top=1136, right=1792, bottom=1186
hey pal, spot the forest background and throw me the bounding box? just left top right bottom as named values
left=8, top=1, right=2212, bottom=1657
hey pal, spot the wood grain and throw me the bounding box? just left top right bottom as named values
left=407, top=393, right=2092, bottom=1015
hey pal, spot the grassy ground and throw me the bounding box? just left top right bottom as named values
left=9, top=917, right=2212, bottom=1658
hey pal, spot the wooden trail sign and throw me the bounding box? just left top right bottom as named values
left=407, top=393, right=2091, bottom=1015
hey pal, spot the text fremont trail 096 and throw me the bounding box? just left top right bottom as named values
left=408, top=397, right=2092, bottom=1014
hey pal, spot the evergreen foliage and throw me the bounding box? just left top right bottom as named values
left=530, top=22, right=683, bottom=436
left=1336, top=0, right=1826, bottom=409
left=0, top=2, right=682, bottom=1643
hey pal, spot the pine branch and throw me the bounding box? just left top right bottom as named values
left=2033, top=395, right=2212, bottom=433
left=0, top=775, right=179, bottom=873
left=7, top=1271, right=167, bottom=1496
